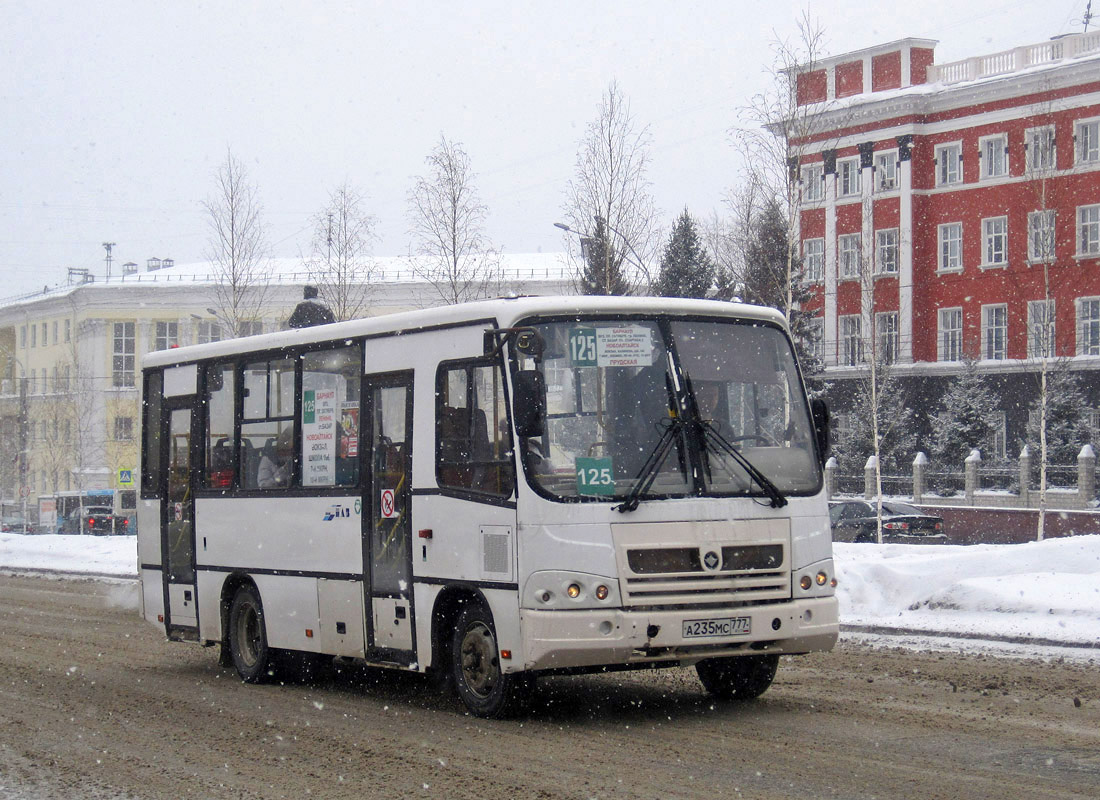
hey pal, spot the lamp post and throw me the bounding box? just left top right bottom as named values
left=554, top=219, right=648, bottom=277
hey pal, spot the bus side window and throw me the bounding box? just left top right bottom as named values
left=302, top=345, right=362, bottom=488
left=204, top=364, right=237, bottom=489
left=436, top=360, right=514, bottom=498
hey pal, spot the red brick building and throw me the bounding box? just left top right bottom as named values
left=790, top=32, right=1100, bottom=458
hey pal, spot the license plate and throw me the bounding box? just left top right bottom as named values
left=682, top=616, right=751, bottom=638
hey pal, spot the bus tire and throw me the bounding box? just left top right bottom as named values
left=696, top=654, right=779, bottom=701
left=228, top=584, right=275, bottom=684
left=451, top=601, right=532, bottom=718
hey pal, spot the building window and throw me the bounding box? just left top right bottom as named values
left=1078, top=297, right=1100, bottom=355
left=41, top=323, right=47, bottom=346
left=1078, top=204, right=1100, bottom=256
left=64, top=319, right=71, bottom=343
left=982, top=304, right=1008, bottom=360
left=839, top=233, right=862, bottom=279
left=938, top=308, right=963, bottom=362
left=30, top=324, right=36, bottom=348
left=990, top=411, right=1007, bottom=460
left=875, top=228, right=899, bottom=274
left=874, top=151, right=897, bottom=192
left=935, top=143, right=962, bottom=185
left=979, top=134, right=1008, bottom=179
left=52, top=321, right=58, bottom=345
left=154, top=321, right=179, bottom=351
left=197, top=320, right=222, bottom=344
left=112, top=322, right=135, bottom=388
left=802, top=163, right=824, bottom=202
left=982, top=217, right=1008, bottom=266
left=1076, top=118, right=1100, bottom=164
left=1028, top=210, right=1056, bottom=262
left=114, top=416, right=134, bottom=441
left=19, top=326, right=26, bottom=348
left=238, top=320, right=263, bottom=338
left=938, top=222, right=962, bottom=272
left=1025, top=126, right=1056, bottom=172
left=807, top=317, right=825, bottom=362
left=1027, top=299, right=1055, bottom=358
left=838, top=157, right=861, bottom=197
left=840, top=315, right=863, bottom=366
left=876, top=312, right=899, bottom=364
left=803, top=238, right=824, bottom=282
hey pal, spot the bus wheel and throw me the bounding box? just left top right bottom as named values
left=696, top=654, right=779, bottom=701
left=451, top=602, right=532, bottom=718
left=228, top=585, right=274, bottom=683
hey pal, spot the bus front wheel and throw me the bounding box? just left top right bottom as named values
left=451, top=601, right=532, bottom=718
left=228, top=585, right=274, bottom=683
left=696, top=654, right=779, bottom=701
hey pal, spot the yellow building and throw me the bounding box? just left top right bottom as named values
left=0, top=254, right=570, bottom=529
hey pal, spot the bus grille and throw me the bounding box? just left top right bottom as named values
left=613, top=521, right=792, bottom=607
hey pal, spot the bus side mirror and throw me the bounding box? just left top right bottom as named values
left=811, top=398, right=830, bottom=466
left=512, top=370, right=546, bottom=438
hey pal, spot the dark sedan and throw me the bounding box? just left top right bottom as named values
left=829, top=500, right=946, bottom=543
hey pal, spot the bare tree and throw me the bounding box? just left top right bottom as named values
left=203, top=149, right=271, bottom=337
left=735, top=12, right=833, bottom=324
left=407, top=135, right=501, bottom=306
left=306, top=183, right=378, bottom=321
left=562, top=81, right=658, bottom=295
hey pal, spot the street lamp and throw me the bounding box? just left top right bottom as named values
left=554, top=220, right=648, bottom=276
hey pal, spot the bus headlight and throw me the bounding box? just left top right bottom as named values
left=794, top=559, right=835, bottom=597
left=522, top=571, right=621, bottom=609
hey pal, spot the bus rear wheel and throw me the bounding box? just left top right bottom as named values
left=228, top=585, right=274, bottom=683
left=696, top=654, right=779, bottom=701
left=451, top=601, right=532, bottom=718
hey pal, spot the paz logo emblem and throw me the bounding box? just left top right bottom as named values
left=702, top=550, right=721, bottom=571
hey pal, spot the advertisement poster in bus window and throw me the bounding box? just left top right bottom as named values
left=302, top=388, right=337, bottom=486
left=339, top=403, right=359, bottom=458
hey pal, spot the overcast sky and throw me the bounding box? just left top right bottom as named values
left=0, top=0, right=1087, bottom=299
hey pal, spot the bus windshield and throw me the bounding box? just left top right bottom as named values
left=517, top=316, right=821, bottom=503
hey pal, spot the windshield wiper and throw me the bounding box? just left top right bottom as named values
left=615, top=416, right=685, bottom=513
left=699, top=421, right=787, bottom=508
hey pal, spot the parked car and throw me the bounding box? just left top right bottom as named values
left=1, top=515, right=28, bottom=533
left=829, top=500, right=946, bottom=544
left=61, top=505, right=129, bottom=535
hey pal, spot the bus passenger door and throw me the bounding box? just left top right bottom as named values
left=163, top=403, right=198, bottom=637
left=363, top=371, right=415, bottom=664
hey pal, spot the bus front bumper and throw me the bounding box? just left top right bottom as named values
left=518, top=596, right=838, bottom=673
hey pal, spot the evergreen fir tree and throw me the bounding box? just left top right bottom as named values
left=1027, top=364, right=1092, bottom=465
left=577, top=216, right=630, bottom=296
left=739, top=199, right=823, bottom=389
left=833, top=362, right=917, bottom=476
left=930, top=358, right=1000, bottom=468
left=653, top=208, right=715, bottom=299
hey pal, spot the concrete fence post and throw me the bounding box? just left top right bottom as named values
left=824, top=456, right=837, bottom=500
left=964, top=449, right=981, bottom=503
left=1018, top=445, right=1031, bottom=506
left=912, top=452, right=928, bottom=504
left=864, top=455, right=878, bottom=501
left=1078, top=444, right=1096, bottom=504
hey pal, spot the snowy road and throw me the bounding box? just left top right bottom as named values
left=0, top=575, right=1097, bottom=800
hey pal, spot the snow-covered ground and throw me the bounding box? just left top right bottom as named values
left=1, top=532, right=1097, bottom=662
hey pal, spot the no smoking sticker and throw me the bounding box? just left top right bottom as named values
left=380, top=488, right=397, bottom=519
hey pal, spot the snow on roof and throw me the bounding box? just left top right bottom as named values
left=0, top=252, right=580, bottom=310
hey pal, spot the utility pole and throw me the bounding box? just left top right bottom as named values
left=103, top=242, right=116, bottom=281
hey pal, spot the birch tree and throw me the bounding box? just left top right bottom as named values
left=203, top=149, right=271, bottom=337
left=306, top=182, right=378, bottom=321
left=735, top=11, right=833, bottom=326
left=563, top=81, right=658, bottom=295
left=408, top=135, right=501, bottom=306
